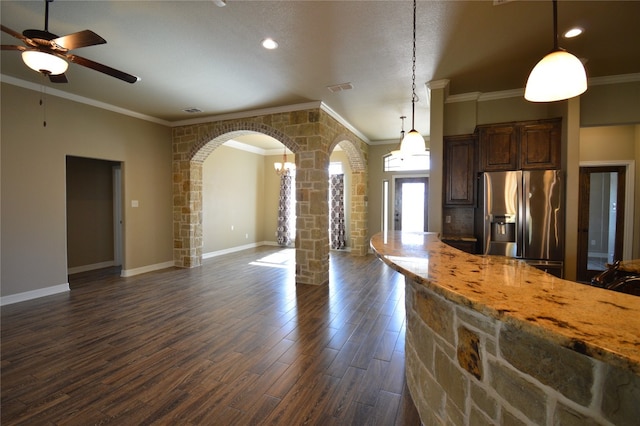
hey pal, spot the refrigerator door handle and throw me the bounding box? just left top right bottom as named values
left=516, top=171, right=524, bottom=258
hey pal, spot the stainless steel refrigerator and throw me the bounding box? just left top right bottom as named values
left=480, top=170, right=564, bottom=277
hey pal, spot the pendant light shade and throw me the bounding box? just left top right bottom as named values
left=401, top=129, right=426, bottom=156
left=22, top=51, right=68, bottom=75
left=524, top=0, right=587, bottom=102
left=525, top=49, right=587, bottom=102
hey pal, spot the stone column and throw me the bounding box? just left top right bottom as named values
left=350, top=169, right=369, bottom=255
left=172, top=127, right=203, bottom=268
left=295, top=137, right=330, bottom=285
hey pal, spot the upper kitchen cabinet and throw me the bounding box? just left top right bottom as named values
left=478, top=124, right=518, bottom=172
left=478, top=118, right=562, bottom=172
left=519, top=119, right=561, bottom=170
left=444, top=134, right=476, bottom=206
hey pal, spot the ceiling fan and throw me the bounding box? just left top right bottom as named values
left=1, top=0, right=138, bottom=84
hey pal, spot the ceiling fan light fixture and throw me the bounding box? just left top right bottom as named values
left=22, top=50, right=68, bottom=75
left=524, top=49, right=587, bottom=102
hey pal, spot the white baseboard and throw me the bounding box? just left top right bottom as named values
left=121, top=261, right=175, bottom=277
left=203, top=241, right=277, bottom=259
left=68, top=260, right=116, bottom=275
left=1, top=283, right=70, bottom=306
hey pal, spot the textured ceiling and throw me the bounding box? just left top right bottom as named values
left=2, top=0, right=639, bottom=146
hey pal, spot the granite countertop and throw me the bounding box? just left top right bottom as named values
left=371, top=231, right=640, bottom=375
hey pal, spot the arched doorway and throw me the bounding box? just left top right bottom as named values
left=172, top=107, right=369, bottom=285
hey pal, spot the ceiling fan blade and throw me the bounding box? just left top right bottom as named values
left=1, top=25, right=29, bottom=43
left=49, top=73, right=68, bottom=83
left=1, top=44, right=27, bottom=52
left=67, top=54, right=139, bottom=84
left=54, top=30, right=106, bottom=50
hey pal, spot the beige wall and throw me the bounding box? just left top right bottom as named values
left=581, top=81, right=640, bottom=127
left=201, top=146, right=354, bottom=255
left=2, top=78, right=638, bottom=298
left=202, top=145, right=266, bottom=253
left=1, top=83, right=172, bottom=298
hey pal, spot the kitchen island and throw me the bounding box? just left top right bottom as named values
left=371, top=231, right=639, bottom=426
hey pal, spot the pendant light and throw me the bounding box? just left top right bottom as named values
left=399, top=0, right=426, bottom=156
left=274, top=146, right=295, bottom=176
left=524, top=0, right=587, bottom=102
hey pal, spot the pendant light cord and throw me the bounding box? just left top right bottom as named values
left=552, top=0, right=558, bottom=50
left=410, top=0, right=418, bottom=130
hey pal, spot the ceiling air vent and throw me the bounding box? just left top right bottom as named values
left=182, top=107, right=202, bottom=113
left=327, top=82, right=353, bottom=93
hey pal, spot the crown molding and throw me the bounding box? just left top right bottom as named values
left=446, top=92, right=482, bottom=103
left=444, top=73, right=640, bottom=103
left=1, top=74, right=171, bottom=126
left=319, top=102, right=370, bottom=144
left=588, top=73, right=640, bottom=86
left=1, top=74, right=371, bottom=144
left=170, top=101, right=323, bottom=127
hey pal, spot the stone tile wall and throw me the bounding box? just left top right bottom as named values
left=172, top=107, right=368, bottom=285
left=405, top=277, right=640, bottom=425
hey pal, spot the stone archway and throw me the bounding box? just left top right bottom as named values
left=173, top=121, right=299, bottom=269
left=172, top=107, right=369, bottom=285
left=330, top=134, right=369, bottom=256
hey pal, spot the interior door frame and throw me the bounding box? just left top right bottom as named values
left=113, top=164, right=124, bottom=267
left=391, top=175, right=429, bottom=232
left=577, top=160, right=635, bottom=281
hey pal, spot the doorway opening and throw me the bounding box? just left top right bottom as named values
left=577, top=165, right=628, bottom=283
left=66, top=156, right=123, bottom=287
left=393, top=176, right=429, bottom=232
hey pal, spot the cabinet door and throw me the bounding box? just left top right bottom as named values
left=443, top=240, right=477, bottom=254
left=478, top=125, right=517, bottom=171
left=519, top=119, right=561, bottom=170
left=444, top=134, right=476, bottom=206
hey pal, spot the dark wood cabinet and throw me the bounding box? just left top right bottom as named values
left=443, top=239, right=477, bottom=254
left=478, top=125, right=518, bottom=171
left=443, top=134, right=476, bottom=206
left=519, top=120, right=561, bottom=170
left=478, top=118, right=561, bottom=172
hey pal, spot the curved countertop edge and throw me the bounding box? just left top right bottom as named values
left=370, top=231, right=640, bottom=375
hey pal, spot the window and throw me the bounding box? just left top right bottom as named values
left=329, top=162, right=344, bottom=175
left=383, top=152, right=430, bottom=172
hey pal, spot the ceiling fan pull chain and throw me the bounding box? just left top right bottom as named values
left=40, top=78, right=47, bottom=127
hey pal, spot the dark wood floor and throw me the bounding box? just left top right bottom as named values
left=1, top=246, right=421, bottom=425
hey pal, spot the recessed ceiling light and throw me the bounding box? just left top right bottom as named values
left=564, top=27, right=583, bottom=38
left=262, top=38, right=278, bottom=50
